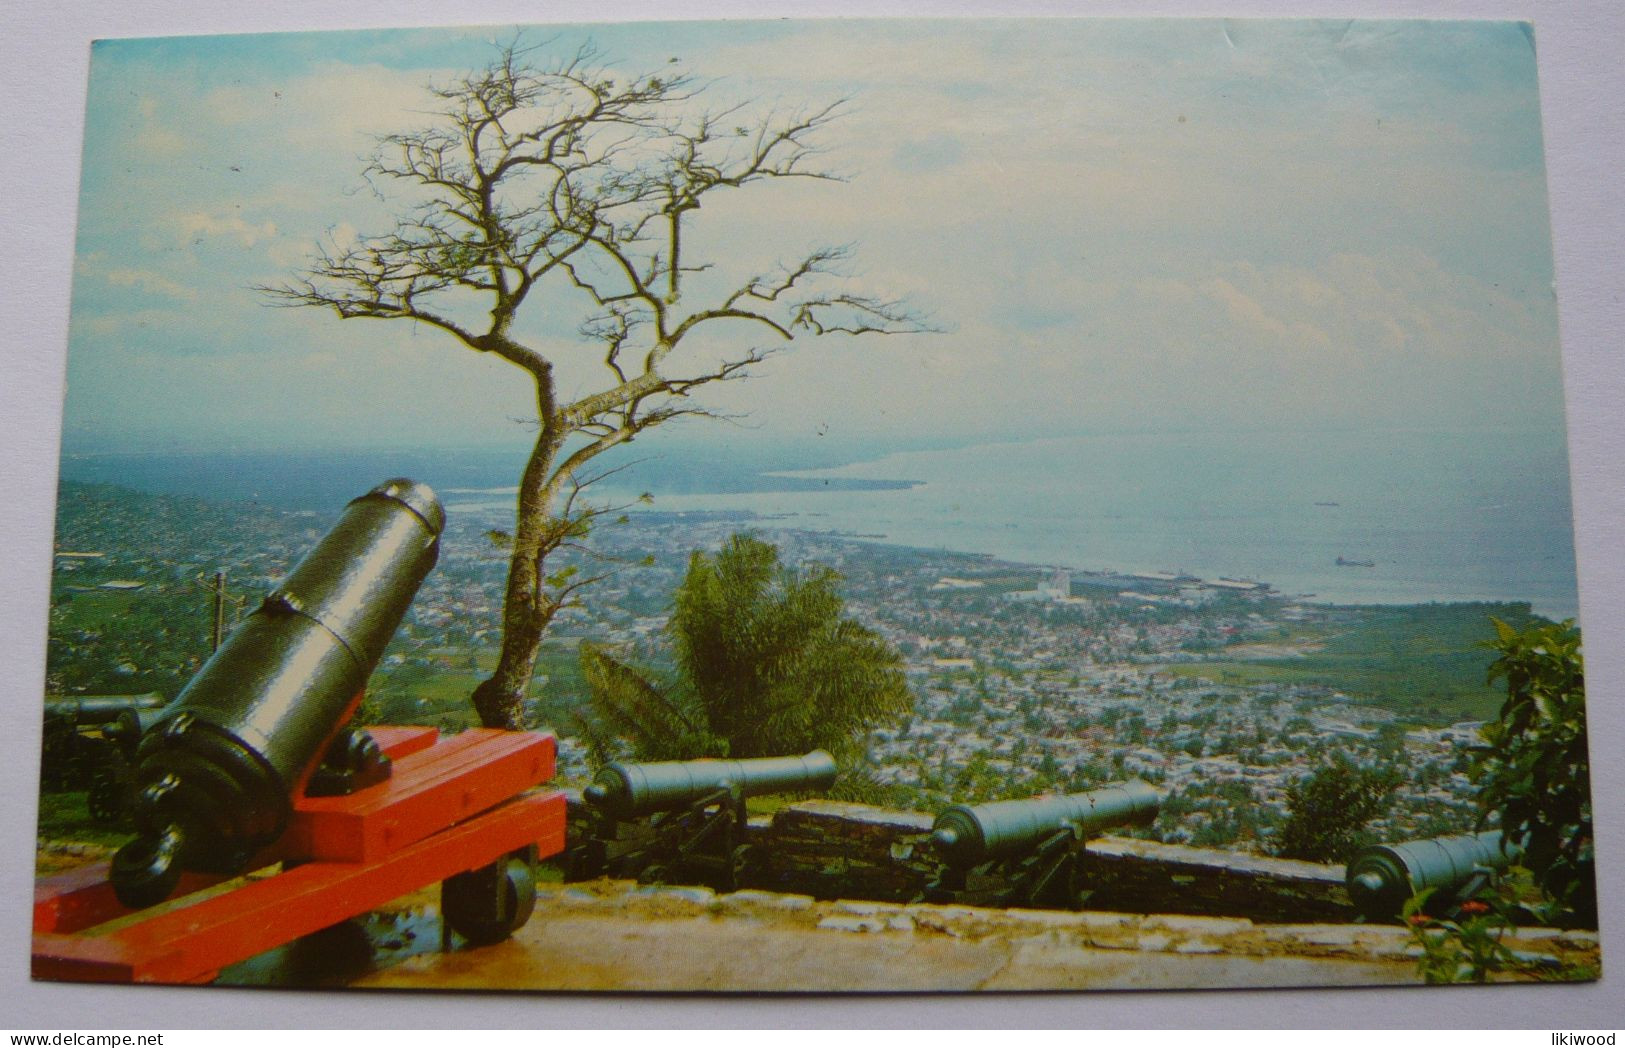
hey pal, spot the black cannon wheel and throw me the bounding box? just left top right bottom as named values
left=441, top=854, right=537, bottom=946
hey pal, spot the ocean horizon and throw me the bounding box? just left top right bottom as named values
left=58, top=425, right=1581, bottom=621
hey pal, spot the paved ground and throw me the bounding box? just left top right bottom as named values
left=351, top=880, right=1601, bottom=993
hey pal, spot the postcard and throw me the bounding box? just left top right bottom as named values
left=30, top=17, right=1598, bottom=992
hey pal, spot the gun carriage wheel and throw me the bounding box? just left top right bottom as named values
left=442, top=849, right=538, bottom=946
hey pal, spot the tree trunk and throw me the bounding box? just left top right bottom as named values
left=473, top=369, right=564, bottom=730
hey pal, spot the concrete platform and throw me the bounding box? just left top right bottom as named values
left=352, top=880, right=1601, bottom=992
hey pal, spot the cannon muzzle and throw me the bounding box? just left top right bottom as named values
left=930, top=779, right=1162, bottom=869
left=111, top=478, right=443, bottom=908
left=1344, top=829, right=1515, bottom=922
left=583, top=750, right=839, bottom=819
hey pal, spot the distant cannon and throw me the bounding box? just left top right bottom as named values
left=45, top=694, right=169, bottom=728
left=924, top=780, right=1162, bottom=910
left=584, top=751, right=840, bottom=817
left=1345, top=829, right=1516, bottom=922
left=110, top=478, right=443, bottom=908
left=40, top=694, right=168, bottom=821
left=566, top=750, right=839, bottom=890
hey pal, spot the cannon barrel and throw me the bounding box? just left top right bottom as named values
left=110, top=478, right=443, bottom=908
left=582, top=750, right=838, bottom=819
left=1344, top=829, right=1514, bottom=921
left=44, top=693, right=167, bottom=728
left=931, top=780, right=1162, bottom=869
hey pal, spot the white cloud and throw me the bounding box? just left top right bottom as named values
left=1201, top=275, right=1334, bottom=351
left=175, top=211, right=279, bottom=248
left=104, top=267, right=199, bottom=302
left=128, top=94, right=190, bottom=158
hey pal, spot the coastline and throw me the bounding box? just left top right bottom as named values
left=613, top=508, right=1578, bottom=623
left=54, top=431, right=1582, bottom=622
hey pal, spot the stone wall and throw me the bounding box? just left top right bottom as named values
left=742, top=800, right=1355, bottom=923
left=745, top=801, right=938, bottom=901
left=1076, top=836, right=1352, bottom=922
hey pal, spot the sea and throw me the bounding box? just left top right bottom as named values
left=58, top=426, right=1581, bottom=621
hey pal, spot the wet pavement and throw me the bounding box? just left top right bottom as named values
left=328, top=881, right=1600, bottom=993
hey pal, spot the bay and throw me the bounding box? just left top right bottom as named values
left=593, top=427, right=1581, bottom=620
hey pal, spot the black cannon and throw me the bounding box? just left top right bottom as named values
left=1345, top=829, right=1516, bottom=922
left=566, top=750, right=838, bottom=891
left=110, top=478, right=443, bottom=908
left=924, top=780, right=1162, bottom=910
left=40, top=694, right=168, bottom=821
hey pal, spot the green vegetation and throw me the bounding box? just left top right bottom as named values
left=577, top=534, right=911, bottom=779
left=34, top=792, right=132, bottom=855
left=369, top=639, right=596, bottom=735
left=48, top=588, right=214, bottom=700
left=46, top=481, right=308, bottom=700
left=1403, top=890, right=1524, bottom=984
left=1404, top=867, right=1598, bottom=983
left=1163, top=602, right=1547, bottom=722
left=1274, top=753, right=1402, bottom=863
left=1475, top=619, right=1593, bottom=927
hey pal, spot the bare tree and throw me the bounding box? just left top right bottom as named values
left=264, top=39, right=922, bottom=729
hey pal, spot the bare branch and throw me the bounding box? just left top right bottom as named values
left=790, top=293, right=935, bottom=336
left=262, top=36, right=932, bottom=730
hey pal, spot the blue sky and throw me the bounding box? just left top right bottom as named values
left=63, top=18, right=1564, bottom=454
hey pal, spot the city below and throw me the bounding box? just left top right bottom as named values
left=43, top=479, right=1545, bottom=855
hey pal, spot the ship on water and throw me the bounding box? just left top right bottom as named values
left=1336, top=556, right=1376, bottom=568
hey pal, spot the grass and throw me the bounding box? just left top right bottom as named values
left=53, top=589, right=142, bottom=629
left=1164, top=602, right=1546, bottom=723
left=34, top=791, right=131, bottom=856
left=367, top=637, right=598, bottom=732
